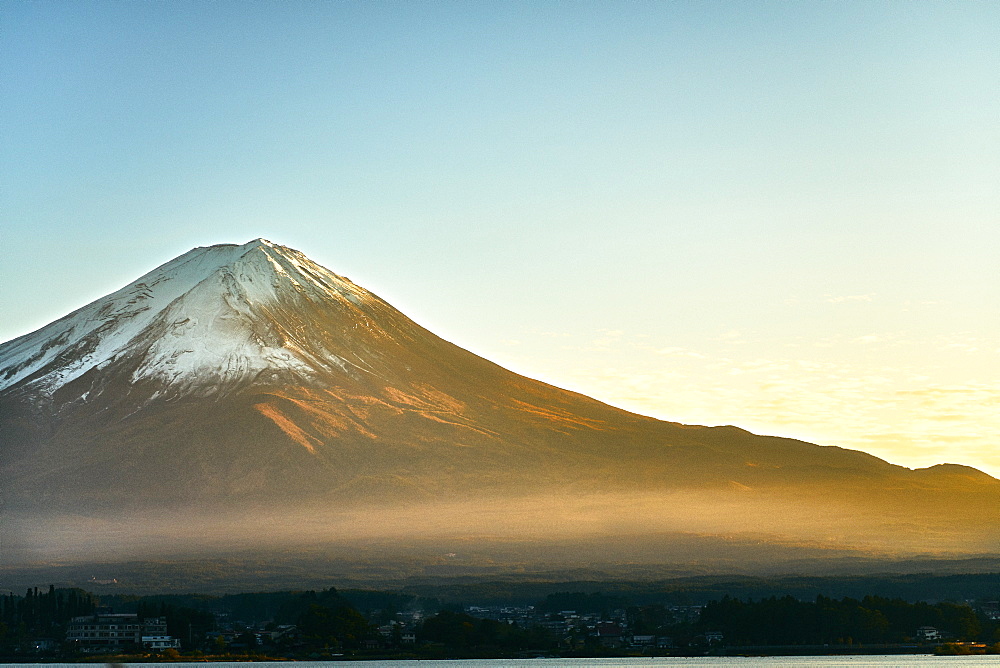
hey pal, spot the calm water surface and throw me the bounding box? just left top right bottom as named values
left=14, top=658, right=1000, bottom=668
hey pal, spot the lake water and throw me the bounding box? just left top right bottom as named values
left=13, top=658, right=1000, bottom=668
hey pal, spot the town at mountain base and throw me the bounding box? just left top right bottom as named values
left=8, top=580, right=1000, bottom=660
left=2, top=239, right=998, bottom=566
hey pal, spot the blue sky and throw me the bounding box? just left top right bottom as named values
left=3, top=1, right=998, bottom=474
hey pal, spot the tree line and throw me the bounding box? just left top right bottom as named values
left=0, top=586, right=96, bottom=646
left=698, top=594, right=992, bottom=645
left=4, top=583, right=1000, bottom=658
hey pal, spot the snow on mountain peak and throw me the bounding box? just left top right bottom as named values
left=0, top=240, right=371, bottom=397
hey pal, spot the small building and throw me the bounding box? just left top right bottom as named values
left=30, top=638, right=58, bottom=652
left=594, top=622, right=624, bottom=648
left=917, top=626, right=941, bottom=641
left=142, top=635, right=181, bottom=651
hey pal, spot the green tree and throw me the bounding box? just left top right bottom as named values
left=297, top=602, right=372, bottom=650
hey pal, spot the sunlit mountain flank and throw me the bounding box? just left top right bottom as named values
left=2, top=240, right=998, bottom=577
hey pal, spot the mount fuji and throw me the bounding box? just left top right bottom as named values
left=2, top=239, right=998, bottom=567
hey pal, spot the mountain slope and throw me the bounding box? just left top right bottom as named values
left=2, top=239, right=998, bottom=562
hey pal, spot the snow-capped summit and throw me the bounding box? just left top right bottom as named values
left=0, top=239, right=378, bottom=398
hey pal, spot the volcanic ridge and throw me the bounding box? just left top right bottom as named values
left=2, top=239, right=998, bottom=567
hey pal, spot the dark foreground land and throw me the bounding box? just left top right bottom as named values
left=3, top=571, right=1000, bottom=661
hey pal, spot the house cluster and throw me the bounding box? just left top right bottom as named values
left=65, top=613, right=181, bottom=653
left=204, top=613, right=422, bottom=652
left=981, top=602, right=1000, bottom=621
left=207, top=623, right=300, bottom=651
left=463, top=604, right=706, bottom=650
left=375, top=620, right=418, bottom=646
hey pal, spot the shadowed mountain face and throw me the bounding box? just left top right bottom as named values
left=2, top=239, right=998, bottom=565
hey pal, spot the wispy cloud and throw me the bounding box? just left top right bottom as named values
left=656, top=347, right=708, bottom=359
left=825, top=293, right=876, bottom=303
